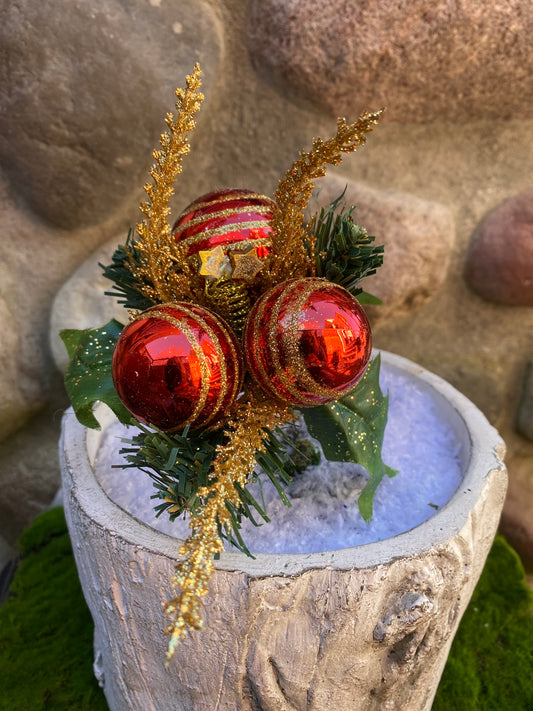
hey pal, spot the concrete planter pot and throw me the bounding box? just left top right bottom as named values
left=60, top=351, right=507, bottom=711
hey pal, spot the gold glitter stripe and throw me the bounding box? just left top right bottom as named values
left=168, top=303, right=231, bottom=427
left=281, top=278, right=341, bottom=400
left=174, top=205, right=273, bottom=235
left=209, top=313, right=241, bottom=416
left=269, top=280, right=319, bottom=405
left=249, top=290, right=290, bottom=402
left=138, top=307, right=211, bottom=427
left=174, top=220, right=273, bottom=253
left=175, top=192, right=274, bottom=221
left=187, top=305, right=242, bottom=426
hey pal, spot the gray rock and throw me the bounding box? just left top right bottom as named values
left=50, top=237, right=129, bottom=372
left=0, top=0, right=222, bottom=228
left=0, top=535, right=16, bottom=579
left=500, top=454, right=533, bottom=569
left=465, top=189, right=533, bottom=306
left=0, top=287, right=42, bottom=439
left=247, top=0, right=533, bottom=123
left=517, top=362, right=533, bottom=441
left=0, top=406, right=63, bottom=544
left=0, top=166, right=123, bottom=442
left=310, top=174, right=455, bottom=319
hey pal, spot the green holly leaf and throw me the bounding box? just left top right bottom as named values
left=60, top=320, right=136, bottom=430
left=356, top=291, right=383, bottom=305
left=302, top=354, right=397, bottom=522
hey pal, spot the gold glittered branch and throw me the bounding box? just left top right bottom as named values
left=163, top=391, right=294, bottom=663
left=268, top=110, right=384, bottom=286
left=132, top=63, right=205, bottom=304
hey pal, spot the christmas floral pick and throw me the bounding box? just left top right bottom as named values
left=61, top=63, right=395, bottom=663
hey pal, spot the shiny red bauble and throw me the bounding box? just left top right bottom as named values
left=172, top=188, right=274, bottom=258
left=243, top=278, right=372, bottom=406
left=112, top=304, right=243, bottom=431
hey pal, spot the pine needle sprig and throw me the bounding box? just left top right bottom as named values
left=118, top=425, right=222, bottom=520
left=116, top=422, right=300, bottom=543
left=100, top=230, right=156, bottom=311
left=267, top=110, right=383, bottom=287
left=310, top=192, right=384, bottom=298
left=131, top=63, right=205, bottom=305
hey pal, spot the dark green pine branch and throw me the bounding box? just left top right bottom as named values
left=117, top=423, right=311, bottom=557
left=99, top=229, right=156, bottom=311
left=118, top=425, right=222, bottom=521
left=309, top=191, right=384, bottom=303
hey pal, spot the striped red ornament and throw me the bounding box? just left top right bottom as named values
left=112, top=303, right=243, bottom=431
left=243, top=278, right=372, bottom=406
left=172, top=188, right=274, bottom=260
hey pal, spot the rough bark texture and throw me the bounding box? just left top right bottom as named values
left=60, top=353, right=507, bottom=711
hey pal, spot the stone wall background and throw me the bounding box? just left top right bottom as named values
left=1, top=0, right=532, bottom=569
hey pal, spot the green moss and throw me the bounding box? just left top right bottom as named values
left=1, top=513, right=532, bottom=710
left=433, top=535, right=533, bottom=711
left=0, top=508, right=107, bottom=711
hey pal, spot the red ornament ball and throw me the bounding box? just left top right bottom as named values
left=112, top=303, right=243, bottom=431
left=172, top=188, right=274, bottom=259
left=243, top=278, right=372, bottom=406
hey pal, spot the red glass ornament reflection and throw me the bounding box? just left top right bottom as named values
left=112, top=303, right=243, bottom=431
left=243, top=278, right=372, bottom=406
left=172, top=188, right=274, bottom=257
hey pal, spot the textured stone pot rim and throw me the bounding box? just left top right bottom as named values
left=60, top=349, right=506, bottom=578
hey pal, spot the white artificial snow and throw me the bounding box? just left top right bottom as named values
left=94, top=364, right=464, bottom=553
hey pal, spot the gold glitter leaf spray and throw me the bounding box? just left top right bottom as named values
left=164, top=392, right=294, bottom=663
left=268, top=110, right=383, bottom=286
left=132, top=63, right=204, bottom=304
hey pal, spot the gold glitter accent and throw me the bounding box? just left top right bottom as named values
left=212, top=318, right=241, bottom=420
left=205, top=278, right=251, bottom=338
left=267, top=110, right=383, bottom=287
left=167, top=303, right=231, bottom=428
left=281, top=278, right=342, bottom=401
left=230, top=247, right=265, bottom=282
left=198, top=246, right=232, bottom=278
left=268, top=280, right=318, bottom=404
left=175, top=219, right=273, bottom=252
left=130, top=64, right=205, bottom=305
left=164, top=391, right=294, bottom=662
left=249, top=287, right=289, bottom=402
left=174, top=204, right=273, bottom=235
left=174, top=193, right=274, bottom=221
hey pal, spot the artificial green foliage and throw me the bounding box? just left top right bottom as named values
left=118, top=424, right=304, bottom=557
left=310, top=191, right=384, bottom=303
left=100, top=230, right=156, bottom=311
left=60, top=320, right=135, bottom=430
left=303, top=354, right=397, bottom=521
left=60, top=194, right=394, bottom=541
left=0, top=508, right=108, bottom=711
left=120, top=425, right=220, bottom=521
left=2, top=516, right=532, bottom=710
